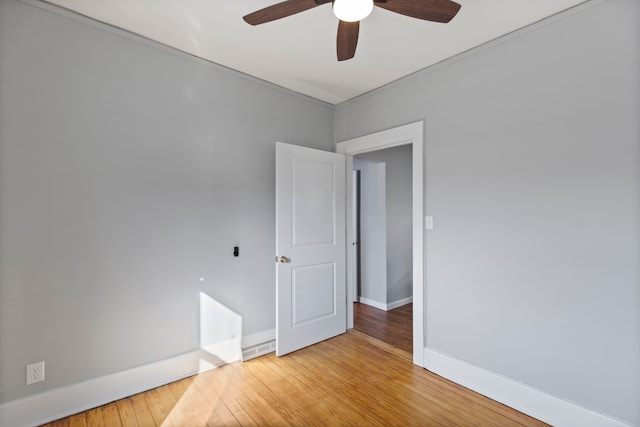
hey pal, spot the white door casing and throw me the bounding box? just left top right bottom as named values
left=337, top=121, right=424, bottom=366
left=275, top=142, right=346, bottom=356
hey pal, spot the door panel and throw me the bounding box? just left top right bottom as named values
left=276, top=142, right=345, bottom=356
left=292, top=158, right=335, bottom=246
left=292, top=263, right=335, bottom=325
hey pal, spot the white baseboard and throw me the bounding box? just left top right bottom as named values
left=0, top=349, right=220, bottom=427
left=5, top=335, right=629, bottom=427
left=386, top=296, right=413, bottom=311
left=0, top=329, right=277, bottom=427
left=358, top=297, right=387, bottom=310
left=242, top=329, right=276, bottom=361
left=359, top=296, right=412, bottom=311
left=423, top=348, right=632, bottom=427
left=242, top=328, right=274, bottom=349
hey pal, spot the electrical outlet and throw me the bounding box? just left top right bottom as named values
left=26, top=361, right=45, bottom=385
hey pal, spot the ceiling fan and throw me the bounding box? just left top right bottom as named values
left=243, top=0, right=461, bottom=61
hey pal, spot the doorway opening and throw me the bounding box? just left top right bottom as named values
left=351, top=146, right=413, bottom=354
left=337, top=121, right=424, bottom=366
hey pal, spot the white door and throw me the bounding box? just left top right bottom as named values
left=275, top=142, right=346, bottom=356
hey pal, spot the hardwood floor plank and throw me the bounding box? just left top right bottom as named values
left=294, top=342, right=455, bottom=426
left=44, top=330, right=547, bottom=427
left=115, top=399, right=138, bottom=427
left=84, top=405, right=106, bottom=427
left=166, top=378, right=207, bottom=427
left=256, top=353, right=367, bottom=425
left=100, top=402, right=122, bottom=427
left=212, top=400, right=241, bottom=427
left=189, top=368, right=239, bottom=426
left=144, top=386, right=178, bottom=427
left=226, top=362, right=292, bottom=426
left=197, top=364, right=256, bottom=426
left=243, top=356, right=328, bottom=425
left=66, top=413, right=87, bottom=427
left=172, top=374, right=222, bottom=427
left=48, top=418, right=70, bottom=427
left=333, top=331, right=546, bottom=427
left=128, top=394, right=157, bottom=427
left=326, top=334, right=481, bottom=419
left=238, top=358, right=314, bottom=425
left=354, top=302, right=413, bottom=353
left=114, top=398, right=138, bottom=427
left=213, top=372, right=256, bottom=426
left=219, top=393, right=258, bottom=426
left=273, top=351, right=396, bottom=425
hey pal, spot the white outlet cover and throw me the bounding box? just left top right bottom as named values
left=26, top=361, right=45, bottom=385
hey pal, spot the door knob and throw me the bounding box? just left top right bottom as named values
left=277, top=255, right=290, bottom=263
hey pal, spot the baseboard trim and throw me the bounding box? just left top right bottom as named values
left=359, top=296, right=412, bottom=311
left=423, top=348, right=631, bottom=427
left=358, top=297, right=386, bottom=310
left=241, top=329, right=276, bottom=361
left=242, top=328, right=275, bottom=349
left=386, top=296, right=413, bottom=311
left=6, top=337, right=628, bottom=427
left=0, top=329, right=277, bottom=427
left=0, top=349, right=222, bottom=427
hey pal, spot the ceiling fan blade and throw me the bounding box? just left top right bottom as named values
left=375, top=0, right=461, bottom=23
left=337, top=20, right=360, bottom=61
left=243, top=0, right=326, bottom=25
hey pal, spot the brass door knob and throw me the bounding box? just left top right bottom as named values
left=277, top=255, right=290, bottom=263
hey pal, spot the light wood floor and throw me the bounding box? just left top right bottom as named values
left=43, top=330, right=546, bottom=426
left=354, top=302, right=413, bottom=353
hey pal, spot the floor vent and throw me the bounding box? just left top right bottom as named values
left=242, top=340, right=276, bottom=361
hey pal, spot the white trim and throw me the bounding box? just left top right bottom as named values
left=386, top=296, right=413, bottom=311
left=0, top=349, right=219, bottom=427
left=241, top=329, right=276, bottom=361
left=359, top=296, right=413, bottom=312
left=242, top=341, right=276, bottom=362
left=241, top=328, right=275, bottom=349
left=0, top=329, right=277, bottom=427
left=337, top=120, right=424, bottom=367
left=358, top=297, right=387, bottom=311
left=423, top=348, right=632, bottom=427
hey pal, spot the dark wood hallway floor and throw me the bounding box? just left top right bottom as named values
left=353, top=302, right=413, bottom=354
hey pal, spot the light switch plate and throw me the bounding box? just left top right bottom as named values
left=425, top=216, right=434, bottom=230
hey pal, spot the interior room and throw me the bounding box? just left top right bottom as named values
left=0, top=0, right=638, bottom=425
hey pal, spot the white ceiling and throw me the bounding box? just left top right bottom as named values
left=45, top=0, right=588, bottom=104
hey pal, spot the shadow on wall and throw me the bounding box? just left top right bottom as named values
left=388, top=272, right=412, bottom=304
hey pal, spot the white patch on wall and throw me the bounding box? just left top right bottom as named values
left=199, top=292, right=242, bottom=364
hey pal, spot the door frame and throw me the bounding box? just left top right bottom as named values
left=336, top=121, right=424, bottom=367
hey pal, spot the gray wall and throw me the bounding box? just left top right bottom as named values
left=357, top=146, right=413, bottom=304
left=0, top=0, right=333, bottom=403
left=353, top=158, right=387, bottom=304
left=335, top=0, right=640, bottom=424
left=1, top=0, right=638, bottom=424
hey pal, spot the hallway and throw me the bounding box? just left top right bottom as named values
left=353, top=302, right=412, bottom=354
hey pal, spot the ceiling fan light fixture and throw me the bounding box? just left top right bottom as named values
left=333, top=0, right=373, bottom=22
